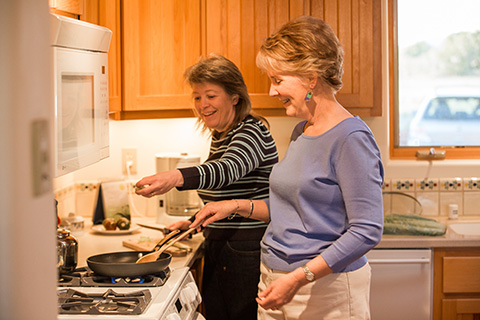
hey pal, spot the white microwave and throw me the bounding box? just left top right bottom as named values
left=51, top=14, right=112, bottom=177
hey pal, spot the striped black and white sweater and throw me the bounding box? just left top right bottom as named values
left=179, top=115, right=278, bottom=241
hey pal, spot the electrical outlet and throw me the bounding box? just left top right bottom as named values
left=122, top=148, right=137, bottom=175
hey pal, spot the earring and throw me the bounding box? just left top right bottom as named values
left=304, top=90, right=313, bottom=102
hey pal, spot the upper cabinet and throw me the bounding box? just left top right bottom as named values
left=85, top=0, right=382, bottom=120
left=49, top=0, right=84, bottom=18
left=122, top=0, right=203, bottom=117
left=82, top=0, right=122, bottom=114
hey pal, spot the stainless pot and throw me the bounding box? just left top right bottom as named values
left=57, top=228, right=78, bottom=274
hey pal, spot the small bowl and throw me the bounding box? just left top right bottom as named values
left=63, top=212, right=85, bottom=234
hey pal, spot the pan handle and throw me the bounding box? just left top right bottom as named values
left=152, top=229, right=180, bottom=252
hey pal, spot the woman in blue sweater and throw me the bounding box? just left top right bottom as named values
left=190, top=17, right=384, bottom=320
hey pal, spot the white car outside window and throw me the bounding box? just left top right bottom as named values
left=407, top=87, right=480, bottom=147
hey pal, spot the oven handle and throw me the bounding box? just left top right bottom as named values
left=368, top=258, right=430, bottom=264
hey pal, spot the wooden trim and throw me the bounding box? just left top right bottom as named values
left=388, top=0, right=480, bottom=160
left=109, top=107, right=287, bottom=120
left=391, top=146, right=480, bottom=160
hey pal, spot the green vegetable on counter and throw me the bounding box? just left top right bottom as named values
left=383, top=214, right=447, bottom=236
left=116, top=217, right=131, bottom=230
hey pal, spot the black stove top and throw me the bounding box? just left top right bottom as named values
left=58, top=266, right=171, bottom=287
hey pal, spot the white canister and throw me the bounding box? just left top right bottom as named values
left=448, top=204, right=458, bottom=220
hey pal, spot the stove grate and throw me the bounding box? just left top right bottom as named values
left=57, top=288, right=152, bottom=315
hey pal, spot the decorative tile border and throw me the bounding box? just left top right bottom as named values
left=383, top=177, right=479, bottom=217
left=392, top=179, right=415, bottom=192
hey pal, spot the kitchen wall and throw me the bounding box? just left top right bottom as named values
left=1, top=1, right=58, bottom=319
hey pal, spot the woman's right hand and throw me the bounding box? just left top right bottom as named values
left=189, top=200, right=238, bottom=229
left=135, top=170, right=184, bottom=198
left=167, top=220, right=191, bottom=232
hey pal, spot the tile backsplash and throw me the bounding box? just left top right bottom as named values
left=384, top=177, right=480, bottom=217
left=55, top=180, right=158, bottom=220
left=57, top=177, right=480, bottom=221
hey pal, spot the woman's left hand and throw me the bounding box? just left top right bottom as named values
left=256, top=272, right=303, bottom=311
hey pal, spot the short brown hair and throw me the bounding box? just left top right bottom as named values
left=256, top=16, right=344, bottom=93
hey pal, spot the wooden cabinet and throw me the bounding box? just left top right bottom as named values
left=433, top=248, right=480, bottom=320
left=87, top=0, right=382, bottom=119
left=82, top=0, right=122, bottom=113
left=122, top=0, right=202, bottom=117
left=49, top=0, right=84, bottom=18
left=290, top=0, right=382, bottom=117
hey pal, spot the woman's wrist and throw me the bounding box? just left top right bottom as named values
left=228, top=199, right=254, bottom=219
left=175, top=169, right=184, bottom=187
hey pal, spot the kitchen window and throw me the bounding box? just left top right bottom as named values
left=389, top=0, right=480, bottom=159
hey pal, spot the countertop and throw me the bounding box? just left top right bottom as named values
left=71, top=218, right=205, bottom=270
left=376, top=217, right=480, bottom=249
left=70, top=217, right=480, bottom=263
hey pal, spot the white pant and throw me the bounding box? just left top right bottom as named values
left=258, top=262, right=371, bottom=320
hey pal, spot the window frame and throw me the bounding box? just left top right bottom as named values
left=388, top=0, right=480, bottom=160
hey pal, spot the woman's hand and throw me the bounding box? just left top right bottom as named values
left=135, top=170, right=184, bottom=198
left=256, top=272, right=303, bottom=311
left=189, top=200, right=238, bottom=229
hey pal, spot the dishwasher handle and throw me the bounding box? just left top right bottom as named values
left=368, top=258, right=430, bottom=264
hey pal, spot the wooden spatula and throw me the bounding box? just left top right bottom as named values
left=135, top=227, right=196, bottom=263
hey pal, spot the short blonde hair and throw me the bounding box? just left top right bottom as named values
left=256, top=16, right=344, bottom=92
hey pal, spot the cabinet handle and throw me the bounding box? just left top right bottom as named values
left=368, top=258, right=430, bottom=264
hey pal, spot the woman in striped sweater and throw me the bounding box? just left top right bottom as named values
left=135, top=54, right=278, bottom=320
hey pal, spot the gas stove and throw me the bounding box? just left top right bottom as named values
left=57, top=267, right=204, bottom=320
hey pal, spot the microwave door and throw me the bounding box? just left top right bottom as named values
left=54, top=47, right=109, bottom=177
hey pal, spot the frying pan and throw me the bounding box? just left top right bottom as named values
left=87, top=251, right=172, bottom=277
left=86, top=229, right=181, bottom=277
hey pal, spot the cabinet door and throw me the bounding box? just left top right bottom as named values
left=291, top=0, right=382, bottom=116
left=83, top=0, right=122, bottom=114
left=122, top=0, right=202, bottom=113
left=204, top=0, right=288, bottom=112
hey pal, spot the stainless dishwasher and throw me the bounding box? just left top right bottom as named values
left=366, top=249, right=432, bottom=320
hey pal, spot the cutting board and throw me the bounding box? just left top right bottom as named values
left=123, top=236, right=191, bottom=257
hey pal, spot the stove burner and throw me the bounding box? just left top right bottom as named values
left=58, top=288, right=152, bottom=315
left=59, top=267, right=170, bottom=287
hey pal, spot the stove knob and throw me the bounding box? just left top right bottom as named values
left=165, top=313, right=181, bottom=320
left=186, top=282, right=199, bottom=296
left=180, top=286, right=196, bottom=305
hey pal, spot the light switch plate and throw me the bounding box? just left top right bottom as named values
left=31, top=119, right=52, bottom=197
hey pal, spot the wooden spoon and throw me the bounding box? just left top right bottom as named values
left=136, top=227, right=197, bottom=263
